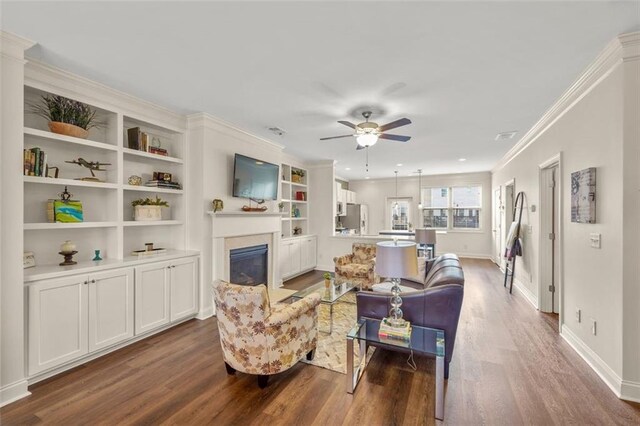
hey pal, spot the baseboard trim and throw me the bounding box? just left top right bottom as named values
left=315, top=264, right=333, bottom=273
left=0, top=380, right=30, bottom=407
left=560, top=324, right=624, bottom=398
left=621, top=380, right=640, bottom=403
left=196, top=306, right=214, bottom=320
left=456, top=253, right=493, bottom=260
left=513, top=277, right=539, bottom=309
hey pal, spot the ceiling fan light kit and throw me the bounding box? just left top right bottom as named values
left=320, top=110, right=412, bottom=149
left=356, top=133, right=378, bottom=147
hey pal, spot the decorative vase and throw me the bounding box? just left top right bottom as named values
left=48, top=121, right=89, bottom=139
left=324, top=278, right=331, bottom=288
left=134, top=205, right=162, bottom=221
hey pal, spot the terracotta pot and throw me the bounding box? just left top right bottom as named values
left=48, top=121, right=89, bottom=139
left=324, top=279, right=331, bottom=288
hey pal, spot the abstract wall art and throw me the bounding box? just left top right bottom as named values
left=571, top=167, right=596, bottom=223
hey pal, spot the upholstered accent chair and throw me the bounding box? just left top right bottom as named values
left=212, top=280, right=321, bottom=388
left=333, top=243, right=381, bottom=290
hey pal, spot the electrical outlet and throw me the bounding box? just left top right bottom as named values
left=576, top=308, right=581, bottom=323
left=590, top=233, right=601, bottom=249
left=591, top=318, right=597, bottom=335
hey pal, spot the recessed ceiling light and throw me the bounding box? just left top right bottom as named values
left=458, top=158, right=466, bottom=162
left=345, top=167, right=351, bottom=171
left=396, top=163, right=403, bottom=167
left=365, top=176, right=370, bottom=180
left=495, top=131, right=518, bottom=141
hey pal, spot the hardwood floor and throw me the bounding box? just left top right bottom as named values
left=2, top=259, right=639, bottom=425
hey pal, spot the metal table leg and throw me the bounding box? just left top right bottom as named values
left=435, top=354, right=445, bottom=420
left=346, top=335, right=354, bottom=393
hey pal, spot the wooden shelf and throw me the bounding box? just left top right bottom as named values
left=24, top=127, right=118, bottom=152
left=23, top=176, right=118, bottom=189
left=123, top=147, right=183, bottom=164
left=291, top=200, right=307, bottom=204
left=291, top=217, right=308, bottom=221
left=291, top=182, right=307, bottom=188
left=123, top=185, right=183, bottom=194
left=123, top=220, right=182, bottom=227
left=24, top=222, right=118, bottom=230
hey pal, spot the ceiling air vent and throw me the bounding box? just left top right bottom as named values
left=495, top=131, right=518, bottom=141
left=267, top=127, right=286, bottom=136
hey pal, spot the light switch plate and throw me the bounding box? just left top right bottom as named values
left=590, top=233, right=601, bottom=249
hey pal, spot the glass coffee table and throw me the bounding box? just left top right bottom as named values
left=291, top=281, right=356, bottom=334
left=346, top=318, right=446, bottom=420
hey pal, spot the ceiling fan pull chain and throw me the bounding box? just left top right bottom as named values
left=366, top=146, right=369, bottom=172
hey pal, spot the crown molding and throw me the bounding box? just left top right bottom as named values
left=0, top=31, right=35, bottom=61
left=492, top=32, right=639, bottom=173
left=187, top=112, right=284, bottom=151
left=306, top=159, right=336, bottom=169
left=24, top=59, right=186, bottom=132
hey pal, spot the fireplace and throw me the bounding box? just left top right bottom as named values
left=229, top=244, right=268, bottom=285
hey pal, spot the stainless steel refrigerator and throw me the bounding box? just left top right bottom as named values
left=344, top=204, right=369, bottom=235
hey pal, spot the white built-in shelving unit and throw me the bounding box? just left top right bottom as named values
left=23, top=83, right=188, bottom=273
left=280, top=163, right=309, bottom=238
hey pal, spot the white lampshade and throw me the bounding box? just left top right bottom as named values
left=375, top=241, right=418, bottom=278
left=356, top=133, right=378, bottom=147
left=415, top=228, right=436, bottom=245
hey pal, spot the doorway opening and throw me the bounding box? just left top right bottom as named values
left=539, top=154, right=562, bottom=321
left=501, top=180, right=515, bottom=270
left=493, top=187, right=502, bottom=265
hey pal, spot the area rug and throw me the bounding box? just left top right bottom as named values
left=298, top=285, right=375, bottom=374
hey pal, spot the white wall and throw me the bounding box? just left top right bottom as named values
left=491, top=33, right=639, bottom=400
left=187, top=113, right=308, bottom=316
left=349, top=172, right=493, bottom=258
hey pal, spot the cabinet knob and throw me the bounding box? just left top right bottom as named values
left=83, top=280, right=88, bottom=285
left=91, top=279, right=96, bottom=283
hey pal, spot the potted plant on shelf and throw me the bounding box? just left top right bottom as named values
left=323, top=272, right=332, bottom=288
left=291, top=169, right=305, bottom=183
left=31, top=95, right=101, bottom=139
left=132, top=196, right=169, bottom=221
left=278, top=201, right=285, bottom=212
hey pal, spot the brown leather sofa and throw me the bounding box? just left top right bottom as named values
left=356, top=253, right=464, bottom=378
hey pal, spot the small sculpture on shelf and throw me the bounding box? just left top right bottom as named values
left=92, top=249, right=102, bottom=261
left=59, top=240, right=78, bottom=266
left=212, top=199, right=224, bottom=212
left=128, top=175, right=142, bottom=186
left=293, top=226, right=302, bottom=235
left=65, top=158, right=111, bottom=182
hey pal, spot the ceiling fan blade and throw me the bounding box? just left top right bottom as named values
left=320, top=134, right=354, bottom=141
left=338, top=120, right=357, bottom=129
left=379, top=133, right=411, bottom=142
left=356, top=144, right=365, bottom=150
left=378, top=118, right=411, bottom=132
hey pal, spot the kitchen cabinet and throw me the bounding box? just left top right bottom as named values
left=346, top=190, right=357, bottom=204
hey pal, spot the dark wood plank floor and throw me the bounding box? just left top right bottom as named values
left=2, top=259, right=639, bottom=425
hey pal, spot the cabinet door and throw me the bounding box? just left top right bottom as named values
left=300, top=237, right=318, bottom=271
left=135, top=261, right=171, bottom=335
left=349, top=190, right=357, bottom=204
left=88, top=268, right=134, bottom=352
left=28, top=275, right=88, bottom=375
left=170, top=257, right=198, bottom=322
left=290, top=240, right=302, bottom=276
left=307, top=236, right=317, bottom=269
left=279, top=241, right=291, bottom=279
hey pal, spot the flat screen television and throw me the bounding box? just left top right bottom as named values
left=232, top=154, right=279, bottom=201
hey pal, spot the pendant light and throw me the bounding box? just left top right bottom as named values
left=393, top=170, right=399, bottom=215
left=417, top=169, right=423, bottom=209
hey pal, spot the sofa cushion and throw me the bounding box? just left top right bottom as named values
left=425, top=266, right=465, bottom=288
left=424, top=259, right=462, bottom=285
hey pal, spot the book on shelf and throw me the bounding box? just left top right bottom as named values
left=23, top=147, right=49, bottom=177
left=127, top=127, right=170, bottom=156
left=143, top=180, right=182, bottom=189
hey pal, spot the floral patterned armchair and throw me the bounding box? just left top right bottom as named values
left=212, top=280, right=321, bottom=388
left=333, top=243, right=381, bottom=290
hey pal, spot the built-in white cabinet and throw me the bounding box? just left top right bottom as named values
left=28, top=275, right=89, bottom=375
left=170, top=257, right=199, bottom=321
left=280, top=235, right=317, bottom=281
left=346, top=190, right=357, bottom=204
left=28, top=268, right=134, bottom=375
left=89, top=268, right=134, bottom=352
left=27, top=254, right=199, bottom=378
left=135, top=261, right=171, bottom=335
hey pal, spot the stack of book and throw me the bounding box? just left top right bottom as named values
left=23, top=147, right=49, bottom=177
left=143, top=180, right=182, bottom=190
left=127, top=127, right=170, bottom=156
left=378, top=318, right=412, bottom=344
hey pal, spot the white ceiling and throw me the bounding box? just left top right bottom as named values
left=2, top=1, right=639, bottom=179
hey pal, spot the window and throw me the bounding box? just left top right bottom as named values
left=421, top=185, right=482, bottom=230
left=388, top=198, right=411, bottom=230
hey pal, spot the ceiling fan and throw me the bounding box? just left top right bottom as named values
left=320, top=111, right=412, bottom=150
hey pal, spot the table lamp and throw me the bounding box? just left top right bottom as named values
left=375, top=240, right=418, bottom=327
left=415, top=228, right=437, bottom=258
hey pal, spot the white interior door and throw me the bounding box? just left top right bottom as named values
left=493, top=188, right=502, bottom=264
left=88, top=268, right=134, bottom=352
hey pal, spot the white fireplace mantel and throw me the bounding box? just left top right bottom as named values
left=208, top=211, right=282, bottom=294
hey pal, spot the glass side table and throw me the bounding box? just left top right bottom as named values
left=346, top=317, right=446, bottom=420
left=291, top=281, right=356, bottom=334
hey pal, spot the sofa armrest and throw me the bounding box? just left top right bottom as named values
left=334, top=253, right=355, bottom=266
left=265, top=293, right=321, bottom=327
